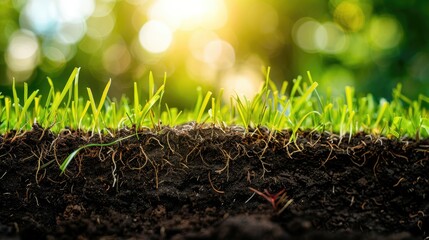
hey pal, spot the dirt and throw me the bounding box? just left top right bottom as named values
left=0, top=123, right=428, bottom=240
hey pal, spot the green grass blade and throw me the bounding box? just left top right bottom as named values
left=148, top=71, right=154, bottom=99
left=87, top=88, right=97, bottom=119
left=12, top=78, right=20, bottom=119
left=307, top=71, right=324, bottom=111
left=97, top=80, right=111, bottom=115
left=45, top=68, right=79, bottom=126
left=60, top=134, right=137, bottom=173
left=133, top=82, right=140, bottom=125
left=235, top=95, right=248, bottom=128
left=290, top=82, right=318, bottom=117
left=137, top=95, right=160, bottom=125
left=345, top=86, right=354, bottom=112
left=44, top=77, right=55, bottom=109
left=79, top=100, right=91, bottom=130
left=196, top=91, right=212, bottom=123
left=193, top=87, right=203, bottom=119
left=373, top=100, right=388, bottom=133
left=24, top=82, right=28, bottom=104
left=4, top=97, right=11, bottom=132
left=15, top=90, right=39, bottom=130
left=289, top=110, right=321, bottom=143
left=86, top=79, right=111, bottom=131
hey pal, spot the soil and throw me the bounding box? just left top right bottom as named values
left=1, top=123, right=428, bottom=240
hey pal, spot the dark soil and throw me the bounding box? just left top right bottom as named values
left=1, top=123, right=428, bottom=240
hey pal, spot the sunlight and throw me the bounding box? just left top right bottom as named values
left=139, top=20, right=173, bottom=53
left=203, top=39, right=235, bottom=70
left=6, top=30, right=39, bottom=72
left=20, top=0, right=94, bottom=44
left=221, top=68, right=263, bottom=101
left=368, top=16, right=403, bottom=50
left=292, top=18, right=321, bottom=53
left=6, top=30, right=39, bottom=81
left=148, top=0, right=227, bottom=30
left=333, top=1, right=365, bottom=32
left=315, top=22, right=348, bottom=54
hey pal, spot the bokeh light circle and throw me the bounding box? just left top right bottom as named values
left=334, top=1, right=365, bottom=32
left=103, top=43, right=132, bottom=75
left=221, top=68, right=263, bottom=101
left=292, top=18, right=321, bottom=53
left=203, top=39, right=235, bottom=69
left=368, top=16, right=403, bottom=50
left=148, top=0, right=227, bottom=31
left=6, top=30, right=39, bottom=73
left=139, top=20, right=173, bottom=53
left=315, top=22, right=348, bottom=54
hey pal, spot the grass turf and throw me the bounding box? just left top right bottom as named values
left=1, top=67, right=428, bottom=140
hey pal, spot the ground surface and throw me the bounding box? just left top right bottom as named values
left=1, top=123, right=428, bottom=240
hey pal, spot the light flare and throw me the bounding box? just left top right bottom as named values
left=203, top=39, right=235, bottom=70
left=334, top=1, right=365, bottom=32
left=221, top=69, right=263, bottom=101
left=139, top=20, right=173, bottom=53
left=148, top=0, right=227, bottom=30
left=6, top=30, right=40, bottom=82
left=368, top=16, right=403, bottom=50
left=6, top=30, right=39, bottom=73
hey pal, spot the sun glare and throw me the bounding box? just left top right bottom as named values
left=138, top=0, right=227, bottom=54
left=148, top=0, right=227, bottom=31
left=221, top=69, right=263, bottom=101
left=6, top=30, right=39, bottom=76
left=139, top=20, right=173, bottom=53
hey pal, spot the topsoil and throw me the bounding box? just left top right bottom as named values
left=0, top=123, right=428, bottom=240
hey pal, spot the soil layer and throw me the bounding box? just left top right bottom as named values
left=1, top=123, right=428, bottom=239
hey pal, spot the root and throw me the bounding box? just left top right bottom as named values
left=256, top=137, right=273, bottom=178
left=389, top=152, right=409, bottom=162
left=50, top=137, right=61, bottom=167
left=0, top=171, right=7, bottom=180
left=349, top=149, right=371, bottom=167
left=127, top=146, right=148, bottom=170
left=372, top=156, right=380, bottom=181
left=284, top=141, right=302, bottom=158
left=147, top=136, right=164, bottom=149
left=215, top=147, right=241, bottom=180
left=76, top=154, right=84, bottom=177
left=305, top=128, right=323, bottom=148
left=215, top=148, right=231, bottom=178
left=98, top=147, right=108, bottom=162
left=185, top=145, right=200, bottom=163
left=10, top=131, right=27, bottom=143
left=258, top=130, right=275, bottom=161
left=208, top=171, right=224, bottom=194
left=393, top=177, right=406, bottom=187
left=111, top=151, right=118, bottom=189
left=35, top=148, right=46, bottom=185
left=165, top=131, right=175, bottom=154
left=148, top=158, right=159, bottom=189
left=258, top=158, right=271, bottom=179
left=320, top=142, right=335, bottom=166
left=198, top=150, right=210, bottom=167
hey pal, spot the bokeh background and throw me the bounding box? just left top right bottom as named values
left=1, top=0, right=428, bottom=107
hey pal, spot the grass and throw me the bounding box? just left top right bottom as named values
left=1, top=67, right=428, bottom=141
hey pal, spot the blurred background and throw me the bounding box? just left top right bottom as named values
left=0, top=0, right=428, bottom=107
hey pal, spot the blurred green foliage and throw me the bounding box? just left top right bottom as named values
left=0, top=0, right=428, bottom=108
